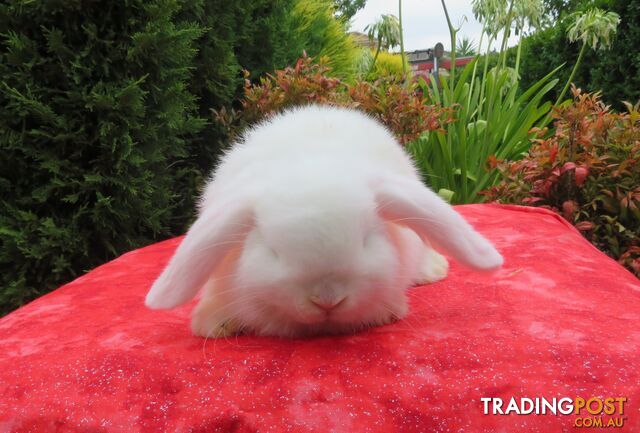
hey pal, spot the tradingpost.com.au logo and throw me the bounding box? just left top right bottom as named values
left=481, top=396, right=628, bottom=428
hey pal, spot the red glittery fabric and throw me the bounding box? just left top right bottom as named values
left=1, top=204, right=639, bottom=433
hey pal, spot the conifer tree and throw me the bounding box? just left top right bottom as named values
left=0, top=0, right=205, bottom=313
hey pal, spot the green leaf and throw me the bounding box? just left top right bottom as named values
left=438, top=188, right=455, bottom=203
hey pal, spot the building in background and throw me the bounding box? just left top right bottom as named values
left=407, top=48, right=474, bottom=81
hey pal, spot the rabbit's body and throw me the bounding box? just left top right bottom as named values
left=146, top=106, right=502, bottom=338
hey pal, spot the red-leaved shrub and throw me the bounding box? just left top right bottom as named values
left=214, top=54, right=453, bottom=145
left=483, top=86, right=640, bottom=277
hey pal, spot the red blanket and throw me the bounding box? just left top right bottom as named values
left=1, top=204, right=639, bottom=432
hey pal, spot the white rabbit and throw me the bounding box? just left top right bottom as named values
left=145, top=105, right=503, bottom=338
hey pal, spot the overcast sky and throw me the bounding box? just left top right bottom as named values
left=350, top=0, right=519, bottom=53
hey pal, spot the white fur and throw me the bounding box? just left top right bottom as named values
left=145, top=105, right=503, bottom=338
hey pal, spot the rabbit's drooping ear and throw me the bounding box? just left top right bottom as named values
left=145, top=201, right=253, bottom=309
left=375, top=176, right=503, bottom=270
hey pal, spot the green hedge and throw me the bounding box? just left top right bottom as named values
left=0, top=0, right=206, bottom=315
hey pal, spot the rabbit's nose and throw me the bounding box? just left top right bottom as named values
left=309, top=295, right=346, bottom=312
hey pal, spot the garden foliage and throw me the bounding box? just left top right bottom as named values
left=518, top=0, right=640, bottom=109
left=365, top=51, right=409, bottom=82
left=407, top=0, right=559, bottom=204
left=214, top=55, right=452, bottom=146
left=411, top=60, right=558, bottom=203
left=290, top=0, right=358, bottom=81
left=483, top=87, right=640, bottom=277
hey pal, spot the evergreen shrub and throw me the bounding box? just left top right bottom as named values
left=0, top=0, right=205, bottom=314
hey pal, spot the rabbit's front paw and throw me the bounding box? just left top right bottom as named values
left=417, top=247, right=449, bottom=284
left=191, top=297, right=242, bottom=338
left=192, top=313, right=242, bottom=338
left=379, top=296, right=409, bottom=325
